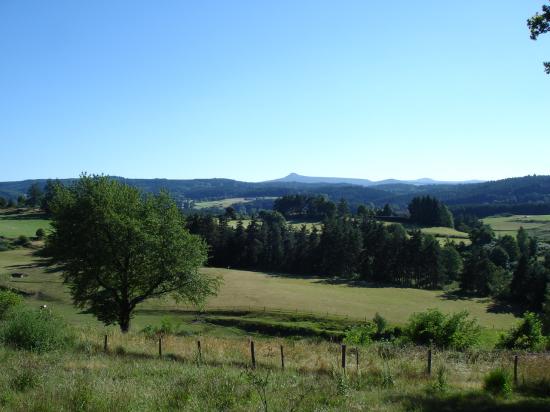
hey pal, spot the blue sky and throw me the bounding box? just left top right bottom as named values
left=1, top=0, right=549, bottom=182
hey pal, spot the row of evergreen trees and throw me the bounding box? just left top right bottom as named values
left=186, top=210, right=462, bottom=289
left=187, top=196, right=549, bottom=312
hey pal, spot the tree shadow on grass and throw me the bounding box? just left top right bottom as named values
left=396, top=392, right=550, bottom=412
left=438, top=289, right=485, bottom=301
left=486, top=301, right=525, bottom=317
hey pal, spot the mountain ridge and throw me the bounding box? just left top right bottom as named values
left=268, top=173, right=484, bottom=186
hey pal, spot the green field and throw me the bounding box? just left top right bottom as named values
left=0, top=210, right=51, bottom=238
left=194, top=196, right=275, bottom=210
left=483, top=214, right=550, bottom=241
left=0, top=210, right=518, bottom=343
left=0, top=247, right=518, bottom=336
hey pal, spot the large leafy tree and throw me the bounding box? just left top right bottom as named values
left=528, top=1, right=550, bottom=74
left=44, top=175, right=218, bottom=332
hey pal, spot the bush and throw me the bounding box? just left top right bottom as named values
left=344, top=322, right=377, bottom=346
left=0, top=290, right=23, bottom=319
left=404, top=309, right=481, bottom=350
left=0, top=238, right=9, bottom=251
left=35, top=228, right=46, bottom=240
left=13, top=235, right=31, bottom=247
left=373, top=312, right=387, bottom=335
left=142, top=317, right=177, bottom=339
left=483, top=368, right=512, bottom=396
left=497, top=312, right=546, bottom=351
left=0, top=306, right=74, bottom=352
left=10, top=368, right=39, bottom=392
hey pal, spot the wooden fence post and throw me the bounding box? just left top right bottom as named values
left=341, top=344, right=346, bottom=370
left=158, top=336, right=162, bottom=358
left=104, top=335, right=108, bottom=353
left=197, top=340, right=202, bottom=363
left=427, top=349, right=432, bottom=376
left=250, top=340, right=256, bottom=369
left=514, top=355, right=518, bottom=386
left=355, top=347, right=359, bottom=372
left=280, top=345, right=285, bottom=370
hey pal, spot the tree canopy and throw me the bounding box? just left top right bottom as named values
left=44, top=175, right=219, bottom=332
left=528, top=1, right=550, bottom=73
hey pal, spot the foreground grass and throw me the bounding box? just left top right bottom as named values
left=0, top=329, right=549, bottom=411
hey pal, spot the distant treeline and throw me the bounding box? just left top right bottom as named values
left=451, top=203, right=550, bottom=219
left=4, top=174, right=550, bottom=214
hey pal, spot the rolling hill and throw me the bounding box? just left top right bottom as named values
left=2, top=174, right=550, bottom=216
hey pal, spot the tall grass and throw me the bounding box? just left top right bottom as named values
left=0, top=327, right=548, bottom=410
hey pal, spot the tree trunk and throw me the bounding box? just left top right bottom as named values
left=119, top=306, right=131, bottom=333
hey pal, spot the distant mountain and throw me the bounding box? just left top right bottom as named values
left=2, top=174, right=550, bottom=217
left=270, top=173, right=483, bottom=186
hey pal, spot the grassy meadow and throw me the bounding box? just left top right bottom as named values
left=0, top=209, right=519, bottom=342
left=0, top=210, right=549, bottom=410
left=0, top=210, right=51, bottom=238
left=483, top=215, right=550, bottom=241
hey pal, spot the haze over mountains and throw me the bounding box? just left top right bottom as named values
left=269, top=173, right=484, bottom=186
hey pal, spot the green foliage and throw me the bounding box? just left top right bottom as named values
left=35, top=228, right=45, bottom=239
left=440, top=243, right=463, bottom=283
left=10, top=368, right=39, bottom=392
left=0, top=306, right=74, bottom=352
left=44, top=175, right=218, bottom=332
left=25, top=183, right=44, bottom=208
left=497, top=312, right=546, bottom=351
left=0, top=290, right=23, bottom=319
left=428, top=365, right=449, bottom=393
left=408, top=196, right=454, bottom=228
left=141, top=317, right=177, bottom=339
left=483, top=369, right=512, bottom=397
left=344, top=322, right=377, bottom=346
left=528, top=1, right=550, bottom=74
left=404, top=309, right=481, bottom=350
left=373, top=312, right=387, bottom=335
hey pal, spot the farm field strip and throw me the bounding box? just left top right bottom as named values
left=483, top=214, right=550, bottom=241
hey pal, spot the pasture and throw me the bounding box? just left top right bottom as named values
left=0, top=247, right=519, bottom=340
left=0, top=210, right=518, bottom=344
left=0, top=210, right=50, bottom=238
left=483, top=214, right=550, bottom=241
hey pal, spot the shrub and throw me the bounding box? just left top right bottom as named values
left=344, top=322, right=377, bottom=346
left=497, top=312, right=545, bottom=351
left=35, top=228, right=46, bottom=240
left=10, top=368, right=39, bottom=392
left=13, top=235, right=31, bottom=247
left=141, top=317, right=177, bottom=339
left=0, top=306, right=74, bottom=352
left=483, top=368, right=512, bottom=396
left=373, top=312, right=387, bottom=335
left=0, top=290, right=23, bottom=319
left=0, top=238, right=9, bottom=251
left=428, top=365, right=449, bottom=393
left=404, top=308, right=481, bottom=350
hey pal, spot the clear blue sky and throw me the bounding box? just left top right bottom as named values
left=1, top=0, right=549, bottom=182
